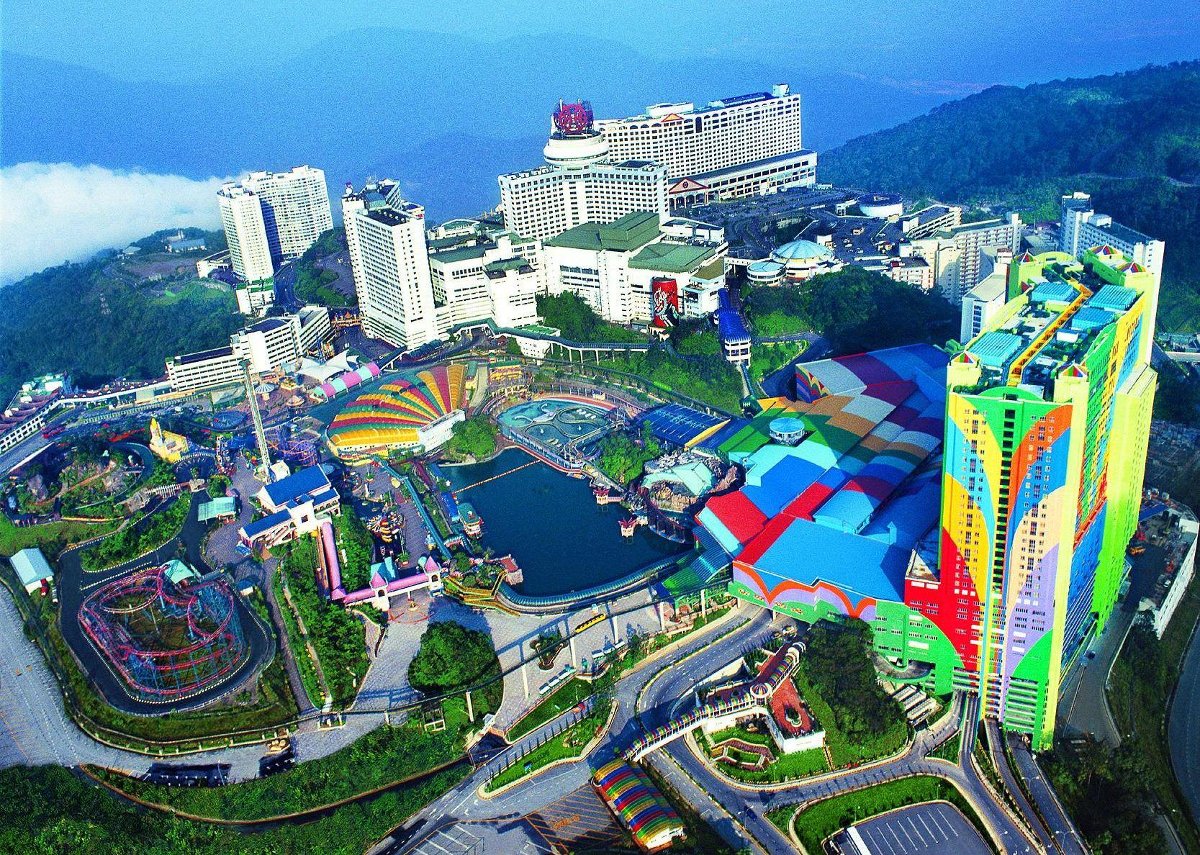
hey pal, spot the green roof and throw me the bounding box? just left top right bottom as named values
left=430, top=244, right=490, bottom=263
left=484, top=257, right=530, bottom=273
left=198, top=495, right=237, bottom=522
left=695, top=257, right=726, bottom=281
left=545, top=211, right=660, bottom=253
left=10, top=548, right=53, bottom=588
left=629, top=241, right=715, bottom=274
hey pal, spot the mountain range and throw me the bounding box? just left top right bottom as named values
left=822, top=60, right=1200, bottom=332
left=2, top=29, right=966, bottom=218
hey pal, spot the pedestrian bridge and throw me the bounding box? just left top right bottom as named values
left=623, top=643, right=802, bottom=762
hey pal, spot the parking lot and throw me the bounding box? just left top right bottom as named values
left=833, top=802, right=991, bottom=855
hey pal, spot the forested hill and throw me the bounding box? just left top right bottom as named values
left=0, top=230, right=240, bottom=404
left=821, top=61, right=1200, bottom=331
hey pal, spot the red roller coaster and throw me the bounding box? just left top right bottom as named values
left=78, top=564, right=249, bottom=703
left=553, top=100, right=594, bottom=135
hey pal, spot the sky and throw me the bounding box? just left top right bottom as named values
left=2, top=0, right=1199, bottom=282
left=5, top=0, right=1200, bottom=85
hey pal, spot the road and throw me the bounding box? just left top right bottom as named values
left=372, top=606, right=778, bottom=853
left=52, top=491, right=275, bottom=715
left=1005, top=732, right=1089, bottom=855
left=379, top=606, right=1044, bottom=855
left=983, top=719, right=1055, bottom=852
left=1169, top=613, right=1200, bottom=828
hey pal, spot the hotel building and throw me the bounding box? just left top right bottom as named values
left=595, top=85, right=817, bottom=209
left=342, top=180, right=440, bottom=350
left=498, top=101, right=669, bottom=242
left=241, top=166, right=333, bottom=262
left=708, top=239, right=1159, bottom=750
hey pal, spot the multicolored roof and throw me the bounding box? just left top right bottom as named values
left=701, top=345, right=949, bottom=610
left=314, top=362, right=381, bottom=401
left=594, top=760, right=685, bottom=851
left=327, top=364, right=468, bottom=457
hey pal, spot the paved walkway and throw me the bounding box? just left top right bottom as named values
left=1169, top=612, right=1200, bottom=828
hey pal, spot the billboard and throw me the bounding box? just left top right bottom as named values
left=651, top=277, right=679, bottom=329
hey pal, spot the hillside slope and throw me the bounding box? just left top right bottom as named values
left=821, top=61, right=1200, bottom=331
left=0, top=232, right=241, bottom=403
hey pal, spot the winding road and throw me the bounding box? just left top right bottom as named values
left=375, top=606, right=1046, bottom=855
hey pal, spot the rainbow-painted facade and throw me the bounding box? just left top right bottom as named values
left=326, top=364, right=470, bottom=460
left=712, top=244, right=1158, bottom=749
left=593, top=760, right=686, bottom=852
left=709, top=346, right=962, bottom=695
left=920, top=245, right=1157, bottom=747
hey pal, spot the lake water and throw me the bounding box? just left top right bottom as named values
left=440, top=448, right=687, bottom=596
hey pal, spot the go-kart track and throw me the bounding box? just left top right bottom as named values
left=56, top=493, right=273, bottom=715
left=78, top=565, right=250, bottom=704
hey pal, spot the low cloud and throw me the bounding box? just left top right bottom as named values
left=0, top=162, right=238, bottom=283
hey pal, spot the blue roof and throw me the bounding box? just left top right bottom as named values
left=263, top=465, right=330, bottom=508
left=636, top=404, right=725, bottom=447
left=1089, top=284, right=1138, bottom=312
left=1069, top=306, right=1117, bottom=333
left=1029, top=281, right=1078, bottom=304
left=752, top=518, right=908, bottom=604
left=971, top=332, right=1024, bottom=368
left=10, top=548, right=53, bottom=588
left=241, top=508, right=290, bottom=538
left=771, top=239, right=834, bottom=262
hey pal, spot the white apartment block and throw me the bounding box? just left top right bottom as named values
left=498, top=160, right=668, bottom=242
left=240, top=166, right=333, bottom=262
left=343, top=180, right=440, bottom=350
left=908, top=213, right=1021, bottom=303
left=428, top=234, right=540, bottom=331
left=1060, top=191, right=1165, bottom=281
left=218, top=185, right=274, bottom=285
left=167, top=306, right=331, bottom=392
left=543, top=211, right=725, bottom=325
left=957, top=246, right=1013, bottom=343
left=595, top=85, right=816, bottom=208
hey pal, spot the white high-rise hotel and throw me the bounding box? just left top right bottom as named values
left=242, top=166, right=334, bottom=262
left=218, top=166, right=332, bottom=273
left=498, top=86, right=816, bottom=242
left=498, top=101, right=668, bottom=242
left=217, top=185, right=274, bottom=284
left=342, top=180, right=440, bottom=349
left=596, top=84, right=817, bottom=208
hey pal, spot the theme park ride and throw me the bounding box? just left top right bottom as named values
left=77, top=564, right=250, bottom=703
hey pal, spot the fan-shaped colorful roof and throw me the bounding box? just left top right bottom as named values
left=327, top=364, right=469, bottom=457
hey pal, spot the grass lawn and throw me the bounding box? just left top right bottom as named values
left=97, top=698, right=476, bottom=820
left=770, top=775, right=987, bottom=853
left=1, top=763, right=467, bottom=855
left=42, top=614, right=298, bottom=747
left=792, top=669, right=908, bottom=767
left=0, top=514, right=120, bottom=560
left=485, top=702, right=610, bottom=793
left=272, top=564, right=325, bottom=709
left=702, top=723, right=830, bottom=784
left=929, top=731, right=962, bottom=763
left=508, top=677, right=592, bottom=740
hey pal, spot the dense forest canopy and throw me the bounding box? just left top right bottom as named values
left=821, top=61, right=1200, bottom=332
left=0, top=228, right=240, bottom=403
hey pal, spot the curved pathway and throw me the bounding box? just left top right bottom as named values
left=1169, top=614, right=1200, bottom=827
left=55, top=491, right=273, bottom=715
left=374, top=607, right=1041, bottom=855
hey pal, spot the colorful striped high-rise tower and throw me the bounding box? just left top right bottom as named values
left=928, top=245, right=1158, bottom=748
